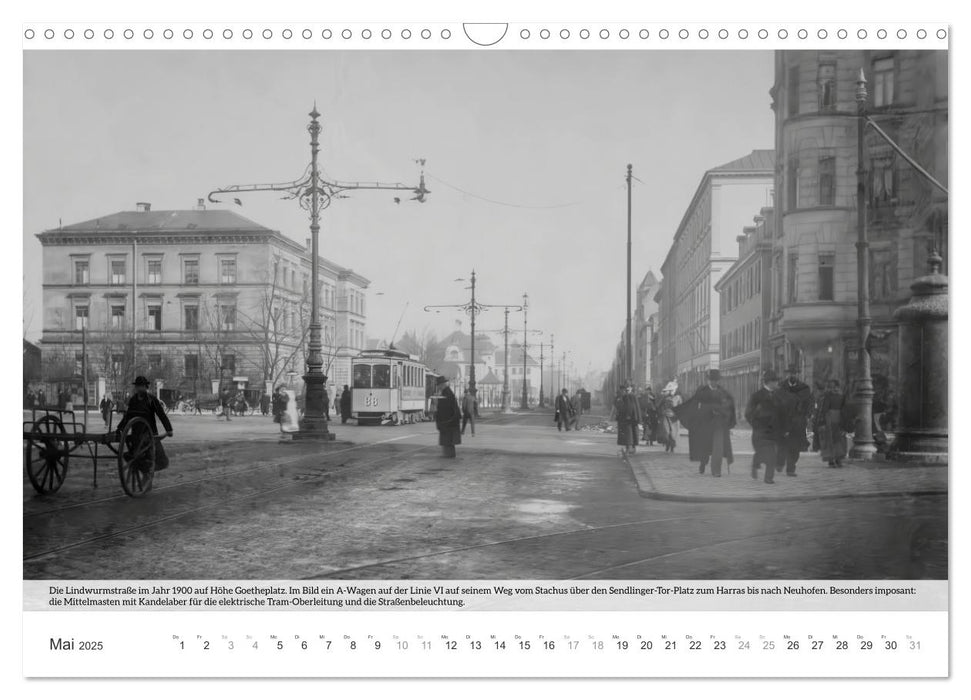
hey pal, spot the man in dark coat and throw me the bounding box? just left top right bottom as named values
left=639, top=387, right=658, bottom=446
left=116, top=376, right=173, bottom=471
left=745, top=368, right=783, bottom=484
left=434, top=377, right=461, bottom=458
left=776, top=364, right=812, bottom=476
left=339, top=385, right=352, bottom=423
left=259, top=391, right=271, bottom=416
left=676, top=369, right=736, bottom=476
left=99, top=395, right=113, bottom=427
left=555, top=388, right=574, bottom=432
left=614, top=382, right=642, bottom=455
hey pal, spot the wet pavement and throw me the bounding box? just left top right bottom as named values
left=23, top=410, right=947, bottom=580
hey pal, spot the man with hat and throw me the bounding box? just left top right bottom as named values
left=745, top=368, right=783, bottom=484
left=116, top=375, right=173, bottom=470
left=675, top=368, right=736, bottom=476
left=434, top=376, right=462, bottom=458
left=776, top=364, right=812, bottom=476
left=613, top=381, right=642, bottom=455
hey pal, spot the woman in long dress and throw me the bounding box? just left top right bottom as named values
left=815, top=379, right=847, bottom=467
left=656, top=381, right=682, bottom=453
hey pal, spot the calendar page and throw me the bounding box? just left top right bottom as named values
left=16, top=0, right=955, bottom=688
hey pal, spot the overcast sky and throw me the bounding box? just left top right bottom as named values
left=23, top=49, right=774, bottom=373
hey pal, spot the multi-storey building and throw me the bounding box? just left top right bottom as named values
left=37, top=202, right=369, bottom=402
left=714, top=206, right=775, bottom=410
left=657, top=150, right=775, bottom=393
left=769, top=50, right=947, bottom=392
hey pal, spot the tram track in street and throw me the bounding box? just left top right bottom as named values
left=23, top=444, right=433, bottom=563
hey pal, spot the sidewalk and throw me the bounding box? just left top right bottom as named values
left=626, top=446, right=948, bottom=503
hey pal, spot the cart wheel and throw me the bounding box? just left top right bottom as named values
left=118, top=417, right=155, bottom=498
left=25, top=415, right=70, bottom=495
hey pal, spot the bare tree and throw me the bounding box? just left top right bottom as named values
left=397, top=327, right=439, bottom=365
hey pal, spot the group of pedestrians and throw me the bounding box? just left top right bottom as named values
left=555, top=388, right=583, bottom=432
left=612, top=380, right=683, bottom=456
left=743, top=366, right=813, bottom=483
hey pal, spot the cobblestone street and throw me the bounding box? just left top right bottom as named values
left=23, top=410, right=947, bottom=580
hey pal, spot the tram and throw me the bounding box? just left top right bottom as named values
left=351, top=349, right=432, bottom=425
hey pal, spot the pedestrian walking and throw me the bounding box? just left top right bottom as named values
left=639, top=386, right=658, bottom=446
left=339, top=385, right=352, bottom=424
left=656, top=380, right=682, bottom=452
left=555, top=388, right=574, bottom=432
left=676, top=369, right=736, bottom=477
left=815, top=379, right=849, bottom=467
left=775, top=365, right=812, bottom=476
left=99, top=395, right=113, bottom=428
left=570, top=389, right=583, bottom=430
left=434, top=377, right=461, bottom=458
left=461, top=385, right=477, bottom=436
left=219, top=388, right=232, bottom=421
left=260, top=392, right=270, bottom=417
left=322, top=387, right=330, bottom=420
left=116, top=375, right=173, bottom=471
left=614, top=381, right=642, bottom=456
left=745, top=368, right=783, bottom=484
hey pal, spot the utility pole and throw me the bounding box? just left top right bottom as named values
left=469, top=271, right=477, bottom=392
left=131, top=238, right=137, bottom=379
left=626, top=163, right=633, bottom=384
left=520, top=292, right=529, bottom=409
left=550, top=334, right=555, bottom=398
left=539, top=342, right=545, bottom=407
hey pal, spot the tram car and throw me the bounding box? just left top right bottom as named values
left=351, top=349, right=431, bottom=425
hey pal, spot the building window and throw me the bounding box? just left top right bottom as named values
left=146, top=259, right=162, bottom=285
left=872, top=57, right=895, bottom=107
left=147, top=304, right=162, bottom=331
left=110, top=304, right=125, bottom=330
left=221, top=354, right=236, bottom=373
left=111, top=354, right=124, bottom=376
left=787, top=158, right=799, bottom=211
left=220, top=258, right=237, bottom=285
left=817, top=255, right=835, bottom=300
left=817, top=61, right=837, bottom=112
left=183, top=258, right=200, bottom=285
left=787, top=253, right=798, bottom=304
left=184, top=305, right=199, bottom=331
left=870, top=156, right=896, bottom=206
left=220, top=304, right=236, bottom=331
left=148, top=354, right=162, bottom=374
left=870, top=248, right=898, bottom=301
left=74, top=305, right=89, bottom=330
left=184, top=354, right=199, bottom=379
left=787, top=64, right=800, bottom=117
left=110, top=259, right=126, bottom=285
left=818, top=156, right=836, bottom=206
left=74, top=259, right=90, bottom=285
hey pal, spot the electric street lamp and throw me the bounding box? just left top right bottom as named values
left=520, top=292, right=530, bottom=409
left=208, top=105, right=429, bottom=440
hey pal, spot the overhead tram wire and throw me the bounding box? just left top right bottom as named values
left=425, top=172, right=625, bottom=210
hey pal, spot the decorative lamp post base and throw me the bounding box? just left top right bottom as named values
left=294, top=372, right=335, bottom=441
left=849, top=443, right=878, bottom=461
left=887, top=430, right=948, bottom=465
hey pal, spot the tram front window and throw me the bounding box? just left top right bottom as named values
left=372, top=364, right=391, bottom=389
left=352, top=364, right=371, bottom=389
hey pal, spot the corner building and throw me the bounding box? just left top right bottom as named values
left=770, top=50, right=947, bottom=392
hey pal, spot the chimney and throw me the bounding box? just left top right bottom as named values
left=135, top=202, right=151, bottom=212
left=195, top=198, right=206, bottom=211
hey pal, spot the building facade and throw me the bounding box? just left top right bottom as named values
left=37, top=203, right=369, bottom=403
left=714, top=206, right=775, bottom=412
left=769, top=50, right=947, bottom=394
left=657, top=150, right=775, bottom=394
left=632, top=270, right=660, bottom=390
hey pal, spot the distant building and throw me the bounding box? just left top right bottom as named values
left=657, top=150, right=775, bottom=393
left=714, top=206, right=774, bottom=410
left=769, top=50, right=947, bottom=391
left=36, top=202, right=369, bottom=401
left=633, top=270, right=660, bottom=390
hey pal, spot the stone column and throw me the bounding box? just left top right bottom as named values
left=888, top=252, right=948, bottom=464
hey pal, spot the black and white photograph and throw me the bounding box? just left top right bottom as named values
left=22, top=43, right=948, bottom=587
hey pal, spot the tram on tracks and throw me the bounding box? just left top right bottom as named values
left=351, top=349, right=436, bottom=425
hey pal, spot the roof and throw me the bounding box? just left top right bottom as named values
left=709, top=149, right=776, bottom=173
left=478, top=370, right=502, bottom=384
left=49, top=209, right=274, bottom=233
left=494, top=351, right=539, bottom=367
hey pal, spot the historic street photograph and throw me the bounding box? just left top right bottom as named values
left=22, top=48, right=948, bottom=580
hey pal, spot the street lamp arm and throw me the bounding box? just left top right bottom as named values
left=864, top=116, right=949, bottom=195
left=207, top=176, right=313, bottom=204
